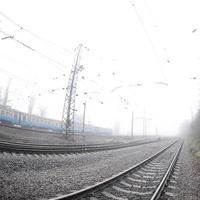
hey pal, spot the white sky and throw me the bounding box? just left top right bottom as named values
left=0, top=0, right=200, bottom=136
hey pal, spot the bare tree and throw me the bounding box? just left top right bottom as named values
left=28, top=95, right=36, bottom=114
left=38, top=105, right=47, bottom=117
left=3, top=79, right=11, bottom=106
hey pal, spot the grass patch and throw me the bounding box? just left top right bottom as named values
left=188, top=136, right=200, bottom=158
left=195, top=151, right=200, bottom=157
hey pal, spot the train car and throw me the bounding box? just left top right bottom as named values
left=0, top=105, right=62, bottom=131
left=73, top=122, right=112, bottom=136
left=0, top=105, right=112, bottom=135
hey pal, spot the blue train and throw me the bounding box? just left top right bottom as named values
left=0, top=105, right=112, bottom=135
left=0, top=105, right=61, bottom=131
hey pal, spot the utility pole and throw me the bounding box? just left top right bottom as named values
left=143, top=109, right=146, bottom=136
left=142, top=109, right=152, bottom=136
left=190, top=106, right=194, bottom=122
left=62, top=44, right=84, bottom=134
left=82, top=102, right=86, bottom=133
left=155, top=126, right=158, bottom=136
left=131, top=111, right=134, bottom=137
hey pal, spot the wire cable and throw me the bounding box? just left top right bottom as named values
left=129, top=1, right=167, bottom=82
left=0, top=11, right=73, bottom=55
left=0, top=29, right=67, bottom=71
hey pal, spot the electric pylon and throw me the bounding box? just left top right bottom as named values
left=62, top=44, right=84, bottom=134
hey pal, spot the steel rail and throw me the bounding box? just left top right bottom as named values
left=49, top=140, right=178, bottom=200
left=0, top=138, right=160, bottom=154
left=0, top=140, right=123, bottom=147
left=0, top=137, right=158, bottom=147
left=150, top=141, right=183, bottom=200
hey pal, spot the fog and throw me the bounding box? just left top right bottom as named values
left=0, top=0, right=200, bottom=136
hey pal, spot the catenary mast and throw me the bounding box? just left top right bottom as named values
left=62, top=44, right=83, bottom=134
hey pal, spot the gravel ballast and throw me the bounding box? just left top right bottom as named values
left=161, top=140, right=200, bottom=200
left=0, top=139, right=174, bottom=200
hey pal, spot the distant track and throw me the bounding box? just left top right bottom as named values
left=0, top=138, right=161, bottom=154
left=49, top=139, right=183, bottom=200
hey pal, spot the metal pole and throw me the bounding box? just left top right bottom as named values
left=143, top=109, right=146, bottom=136
left=62, top=44, right=83, bottom=134
left=131, top=111, right=134, bottom=137
left=82, top=102, right=86, bottom=133
left=190, top=106, right=193, bottom=122
left=145, top=118, right=147, bottom=136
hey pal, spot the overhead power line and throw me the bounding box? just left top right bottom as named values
left=0, top=66, right=37, bottom=86
left=129, top=1, right=167, bottom=82
left=0, top=11, right=73, bottom=55
left=0, top=29, right=67, bottom=71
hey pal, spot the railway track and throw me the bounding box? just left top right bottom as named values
left=49, top=139, right=183, bottom=200
left=0, top=138, right=160, bottom=154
